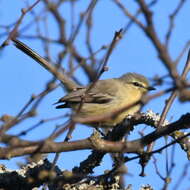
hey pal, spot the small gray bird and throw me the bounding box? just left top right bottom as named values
left=55, top=73, right=155, bottom=127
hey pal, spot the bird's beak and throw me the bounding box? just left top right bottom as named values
left=147, top=86, right=156, bottom=91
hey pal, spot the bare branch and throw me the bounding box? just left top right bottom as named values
left=12, top=39, right=80, bottom=91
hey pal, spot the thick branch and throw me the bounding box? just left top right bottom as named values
left=0, top=113, right=189, bottom=159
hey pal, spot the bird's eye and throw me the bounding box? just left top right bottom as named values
left=132, top=82, right=142, bottom=87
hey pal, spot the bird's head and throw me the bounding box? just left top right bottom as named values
left=119, top=73, right=155, bottom=93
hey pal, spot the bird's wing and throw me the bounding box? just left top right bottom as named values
left=56, top=79, right=119, bottom=107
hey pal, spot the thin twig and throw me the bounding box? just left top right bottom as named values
left=165, top=0, right=186, bottom=47
left=0, top=0, right=41, bottom=48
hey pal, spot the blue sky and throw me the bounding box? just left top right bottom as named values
left=0, top=0, right=190, bottom=189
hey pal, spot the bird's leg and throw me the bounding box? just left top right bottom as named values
left=94, top=126, right=106, bottom=137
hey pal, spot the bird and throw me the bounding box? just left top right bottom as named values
left=11, top=39, right=155, bottom=127
left=55, top=73, right=155, bottom=127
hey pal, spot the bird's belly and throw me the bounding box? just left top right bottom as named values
left=73, top=100, right=140, bottom=127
